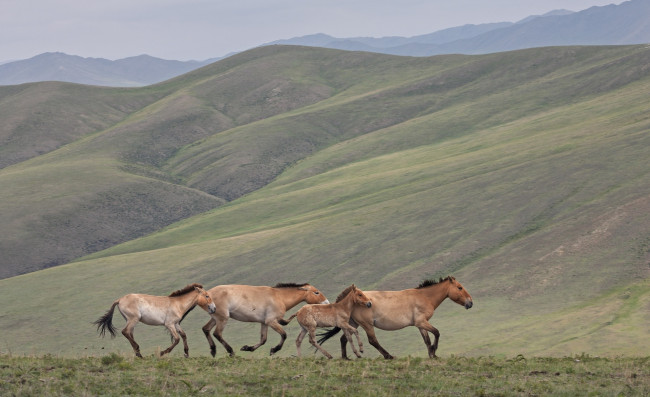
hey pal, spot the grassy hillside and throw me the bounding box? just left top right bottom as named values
left=0, top=45, right=648, bottom=357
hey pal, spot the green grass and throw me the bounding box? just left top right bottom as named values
left=1, top=354, right=647, bottom=396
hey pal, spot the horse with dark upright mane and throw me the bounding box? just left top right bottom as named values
left=318, top=276, right=473, bottom=359
left=94, top=283, right=216, bottom=358
left=201, top=282, right=329, bottom=356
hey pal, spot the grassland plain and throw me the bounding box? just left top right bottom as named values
left=1, top=45, right=649, bottom=360
left=0, top=354, right=647, bottom=396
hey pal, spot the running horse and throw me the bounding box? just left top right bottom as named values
left=202, top=283, right=329, bottom=356
left=94, top=283, right=216, bottom=358
left=281, top=284, right=372, bottom=359
left=318, top=276, right=473, bottom=359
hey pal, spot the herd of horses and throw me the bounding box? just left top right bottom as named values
left=94, top=276, right=473, bottom=359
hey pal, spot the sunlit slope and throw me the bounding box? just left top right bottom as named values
left=0, top=45, right=648, bottom=356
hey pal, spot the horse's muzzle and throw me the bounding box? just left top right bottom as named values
left=465, top=300, right=473, bottom=310
left=208, top=303, right=217, bottom=314
left=366, top=302, right=372, bottom=308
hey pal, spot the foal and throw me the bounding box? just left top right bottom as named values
left=281, top=284, right=371, bottom=359
left=94, top=283, right=216, bottom=358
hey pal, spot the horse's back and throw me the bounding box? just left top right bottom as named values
left=118, top=293, right=170, bottom=325
left=209, top=285, right=278, bottom=322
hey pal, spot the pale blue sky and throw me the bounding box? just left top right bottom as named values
left=1, top=0, right=623, bottom=62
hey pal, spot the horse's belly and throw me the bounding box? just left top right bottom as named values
left=230, top=308, right=267, bottom=323
left=372, top=318, right=411, bottom=331
left=139, top=311, right=166, bottom=325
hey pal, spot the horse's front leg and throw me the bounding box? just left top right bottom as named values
left=416, top=321, right=440, bottom=358
left=202, top=317, right=218, bottom=357
left=241, top=323, right=268, bottom=352
left=175, top=324, right=189, bottom=357
left=341, top=327, right=361, bottom=358
left=211, top=316, right=235, bottom=357
left=122, top=319, right=142, bottom=358
left=352, top=329, right=364, bottom=355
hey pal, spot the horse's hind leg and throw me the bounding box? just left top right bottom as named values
left=295, top=328, right=307, bottom=357
left=122, top=319, right=142, bottom=358
left=241, top=324, right=268, bottom=352
left=267, top=320, right=288, bottom=355
left=339, top=333, right=349, bottom=359
left=308, top=329, right=333, bottom=359
left=202, top=317, right=218, bottom=357
left=358, top=322, right=393, bottom=359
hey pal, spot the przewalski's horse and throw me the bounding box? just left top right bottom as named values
left=281, top=284, right=372, bottom=359
left=94, top=283, right=216, bottom=358
left=317, top=276, right=473, bottom=359
left=202, top=283, right=329, bottom=357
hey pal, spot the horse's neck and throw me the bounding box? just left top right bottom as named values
left=275, top=288, right=305, bottom=310
left=418, top=284, right=448, bottom=309
left=335, top=293, right=355, bottom=313
left=172, top=291, right=198, bottom=309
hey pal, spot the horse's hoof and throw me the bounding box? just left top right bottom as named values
left=386, top=355, right=394, bottom=360
left=240, top=345, right=254, bottom=352
left=210, top=348, right=216, bottom=358
left=184, top=353, right=189, bottom=358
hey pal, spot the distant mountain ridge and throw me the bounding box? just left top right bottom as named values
left=268, top=0, right=649, bottom=56
left=0, top=52, right=219, bottom=87
left=1, top=0, right=647, bottom=87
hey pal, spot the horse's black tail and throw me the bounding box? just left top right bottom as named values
left=93, top=300, right=119, bottom=338
left=316, top=326, right=342, bottom=345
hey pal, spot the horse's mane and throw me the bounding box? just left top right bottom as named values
left=416, top=276, right=455, bottom=289
left=273, top=282, right=308, bottom=289
left=335, top=284, right=356, bottom=303
left=169, top=283, right=203, bottom=297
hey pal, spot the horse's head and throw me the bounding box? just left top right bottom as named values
left=195, top=286, right=216, bottom=314
left=351, top=285, right=372, bottom=308
left=299, top=284, right=330, bottom=304
left=446, top=277, right=473, bottom=309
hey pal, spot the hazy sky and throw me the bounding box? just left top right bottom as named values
left=1, top=0, right=623, bottom=62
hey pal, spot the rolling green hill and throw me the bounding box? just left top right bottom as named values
left=0, top=45, right=648, bottom=358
